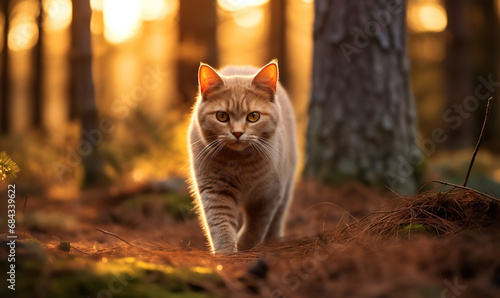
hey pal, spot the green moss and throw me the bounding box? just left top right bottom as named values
left=5, top=251, right=224, bottom=298
left=25, top=211, right=78, bottom=232
left=163, top=193, right=194, bottom=221
left=397, top=223, right=435, bottom=238
left=118, top=193, right=194, bottom=222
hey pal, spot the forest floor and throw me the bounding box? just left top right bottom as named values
left=1, top=177, right=500, bottom=298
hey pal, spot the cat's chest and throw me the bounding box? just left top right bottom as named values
left=209, top=149, right=275, bottom=183
left=211, top=150, right=267, bottom=176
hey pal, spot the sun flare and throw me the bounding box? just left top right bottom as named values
left=408, top=2, right=447, bottom=33
left=218, top=0, right=269, bottom=12
left=43, top=0, right=72, bottom=32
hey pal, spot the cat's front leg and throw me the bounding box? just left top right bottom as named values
left=200, top=189, right=239, bottom=254
left=237, top=197, right=279, bottom=251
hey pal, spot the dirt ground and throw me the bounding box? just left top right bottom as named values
left=1, top=178, right=500, bottom=297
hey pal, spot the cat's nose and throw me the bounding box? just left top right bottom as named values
left=232, top=132, right=243, bottom=140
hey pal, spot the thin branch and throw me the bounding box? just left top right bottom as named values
left=432, top=180, right=500, bottom=202
left=70, top=244, right=89, bottom=255
left=463, top=97, right=493, bottom=186
left=95, top=227, right=144, bottom=250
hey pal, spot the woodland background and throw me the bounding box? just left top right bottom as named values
left=0, top=0, right=499, bottom=195
left=0, top=0, right=500, bottom=297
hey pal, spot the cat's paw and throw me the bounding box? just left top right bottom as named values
left=212, top=243, right=237, bottom=254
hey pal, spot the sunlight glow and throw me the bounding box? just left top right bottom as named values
left=408, top=3, right=447, bottom=33
left=8, top=0, right=39, bottom=52
left=90, top=0, right=103, bottom=11
left=419, top=5, right=447, bottom=32
left=103, top=0, right=142, bottom=44
left=132, top=169, right=145, bottom=182
left=100, top=0, right=174, bottom=44
left=218, top=0, right=269, bottom=12
left=192, top=266, right=213, bottom=274
left=8, top=16, right=39, bottom=51
left=232, top=7, right=264, bottom=28
left=140, top=0, right=168, bottom=21
left=43, top=0, right=72, bottom=32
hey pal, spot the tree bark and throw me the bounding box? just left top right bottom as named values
left=469, top=0, right=499, bottom=147
left=1, top=0, right=10, bottom=135
left=177, top=0, right=217, bottom=104
left=71, top=0, right=105, bottom=186
left=33, top=0, right=43, bottom=128
left=443, top=0, right=472, bottom=148
left=304, top=0, right=421, bottom=194
left=270, top=0, right=287, bottom=86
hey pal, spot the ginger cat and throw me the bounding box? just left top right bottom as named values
left=188, top=60, right=297, bottom=254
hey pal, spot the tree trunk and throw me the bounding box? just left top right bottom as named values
left=443, top=0, right=472, bottom=148
left=1, top=0, right=10, bottom=135
left=177, top=0, right=217, bottom=105
left=270, top=0, right=287, bottom=86
left=469, top=0, right=499, bottom=147
left=304, top=0, right=421, bottom=194
left=71, top=0, right=105, bottom=186
left=33, top=0, right=43, bottom=128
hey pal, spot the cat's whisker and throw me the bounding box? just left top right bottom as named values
left=213, top=140, right=226, bottom=157
left=199, top=140, right=226, bottom=170
left=258, top=138, right=289, bottom=173
left=253, top=141, right=285, bottom=184
left=192, top=140, right=219, bottom=167
left=191, top=140, right=218, bottom=165
left=259, top=137, right=288, bottom=161
left=181, top=138, right=216, bottom=170
left=198, top=141, right=222, bottom=169
left=261, top=141, right=287, bottom=182
left=250, top=143, right=265, bottom=160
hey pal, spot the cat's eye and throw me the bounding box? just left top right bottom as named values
left=247, top=112, right=260, bottom=122
left=216, top=111, right=229, bottom=122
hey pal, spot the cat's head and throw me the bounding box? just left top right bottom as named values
left=195, top=60, right=281, bottom=152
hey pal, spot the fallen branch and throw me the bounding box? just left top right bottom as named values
left=432, top=180, right=499, bottom=202
left=95, top=227, right=145, bottom=250
left=70, top=244, right=89, bottom=255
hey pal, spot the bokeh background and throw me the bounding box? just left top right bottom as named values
left=1, top=2, right=500, bottom=296
left=0, top=0, right=499, bottom=196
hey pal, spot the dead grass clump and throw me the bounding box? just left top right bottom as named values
left=349, top=188, right=498, bottom=239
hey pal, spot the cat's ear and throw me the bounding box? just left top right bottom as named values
left=252, top=60, right=278, bottom=96
left=198, top=63, right=224, bottom=95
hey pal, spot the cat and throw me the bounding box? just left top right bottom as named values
left=188, top=60, right=297, bottom=254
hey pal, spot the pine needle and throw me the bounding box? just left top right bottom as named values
left=0, top=151, right=20, bottom=182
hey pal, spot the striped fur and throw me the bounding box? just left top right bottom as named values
left=188, top=60, right=297, bottom=254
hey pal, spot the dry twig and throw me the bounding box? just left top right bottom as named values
left=463, top=97, right=493, bottom=186
left=95, top=227, right=145, bottom=250
left=432, top=180, right=499, bottom=202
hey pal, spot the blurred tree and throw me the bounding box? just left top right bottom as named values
left=33, top=0, right=43, bottom=128
left=444, top=0, right=472, bottom=148
left=304, top=0, right=421, bottom=194
left=1, top=0, right=10, bottom=135
left=178, top=0, right=217, bottom=104
left=71, top=0, right=105, bottom=186
left=468, top=0, right=499, bottom=148
left=270, top=0, right=287, bottom=86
